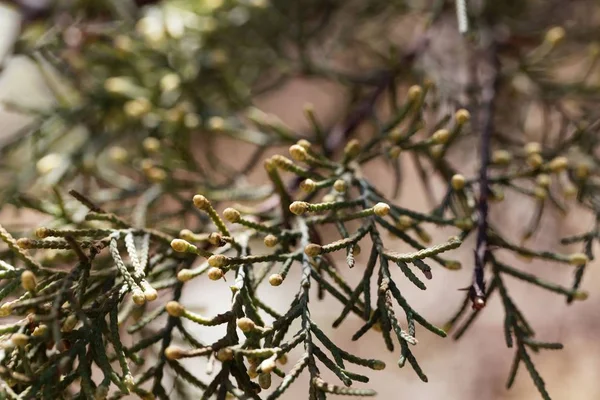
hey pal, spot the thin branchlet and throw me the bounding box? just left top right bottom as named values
left=0, top=4, right=596, bottom=400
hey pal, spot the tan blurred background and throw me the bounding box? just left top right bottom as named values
left=2, top=3, right=600, bottom=399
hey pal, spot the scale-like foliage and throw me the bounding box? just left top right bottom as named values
left=0, top=0, right=599, bottom=399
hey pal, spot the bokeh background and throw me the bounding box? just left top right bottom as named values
left=1, top=2, right=600, bottom=399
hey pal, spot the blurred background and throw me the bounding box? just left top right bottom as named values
left=1, top=1, right=600, bottom=399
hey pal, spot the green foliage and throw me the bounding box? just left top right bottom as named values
left=0, top=0, right=599, bottom=399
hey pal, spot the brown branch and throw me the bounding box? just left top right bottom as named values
left=470, top=32, right=500, bottom=310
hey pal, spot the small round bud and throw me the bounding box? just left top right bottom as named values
left=527, top=153, right=543, bottom=169
left=524, top=142, right=542, bottom=155
left=373, top=203, right=390, bottom=217
left=263, top=158, right=275, bottom=172
left=568, top=253, right=589, bottom=266
left=259, top=373, right=271, bottom=390
left=193, top=195, right=211, bottom=210
left=104, top=76, right=131, bottom=94
left=164, top=109, right=182, bottom=124
left=533, top=186, right=547, bottom=200
left=61, top=314, right=77, bottom=332
left=407, top=85, right=422, bottom=101
left=108, top=146, right=128, bottom=163
left=35, top=227, right=48, bottom=238
left=237, top=317, right=256, bottom=333
left=140, top=159, right=154, bottom=173
left=297, top=139, right=311, bottom=149
left=289, top=145, right=308, bottom=161
left=289, top=201, right=309, bottom=215
left=396, top=215, right=413, bottom=230
left=455, top=109, right=470, bottom=124
left=171, top=239, right=190, bottom=253
left=208, top=232, right=225, bottom=246
left=146, top=168, right=167, bottom=183
left=166, top=301, right=185, bottom=317
left=304, top=244, right=322, bottom=257
left=370, top=360, right=386, bottom=370
left=160, top=73, right=181, bottom=92
left=165, top=346, right=185, bottom=360
left=536, top=174, right=551, bottom=188
left=455, top=218, right=474, bottom=231
left=352, top=244, right=361, bottom=256
left=300, top=179, right=317, bottom=193
left=388, top=129, right=403, bottom=143
left=430, top=144, right=444, bottom=159
left=16, top=238, right=32, bottom=249
left=177, top=269, right=194, bottom=282
left=0, top=303, right=12, bottom=317
left=548, top=156, right=568, bottom=173
left=142, top=285, right=158, bottom=301
left=208, top=255, right=228, bottom=268
left=132, top=290, right=146, bottom=305
left=545, top=26, right=565, bottom=46
left=263, top=235, right=278, bottom=248
left=333, top=180, right=347, bottom=193
left=142, top=137, right=161, bottom=153
left=575, top=162, right=590, bottom=179
left=489, top=187, right=505, bottom=202
left=223, top=208, right=241, bottom=223
left=389, top=146, right=402, bottom=159
left=124, top=98, right=151, bottom=118
left=184, top=113, right=200, bottom=128
left=207, top=267, right=224, bottom=280
left=36, top=153, right=63, bottom=175
left=344, top=139, right=361, bottom=160
left=259, top=357, right=276, bottom=373
left=21, top=271, right=37, bottom=292
left=269, top=274, right=283, bottom=286
left=416, top=229, right=432, bottom=244
left=451, top=174, right=466, bottom=191
left=573, top=290, right=589, bottom=301
left=146, top=168, right=166, bottom=183
left=431, top=129, right=450, bottom=144
left=32, top=324, right=48, bottom=337
left=11, top=333, right=29, bottom=347
left=492, top=149, right=512, bottom=165
left=179, top=229, right=195, bottom=241
left=114, top=35, right=132, bottom=51
left=208, top=116, right=225, bottom=131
